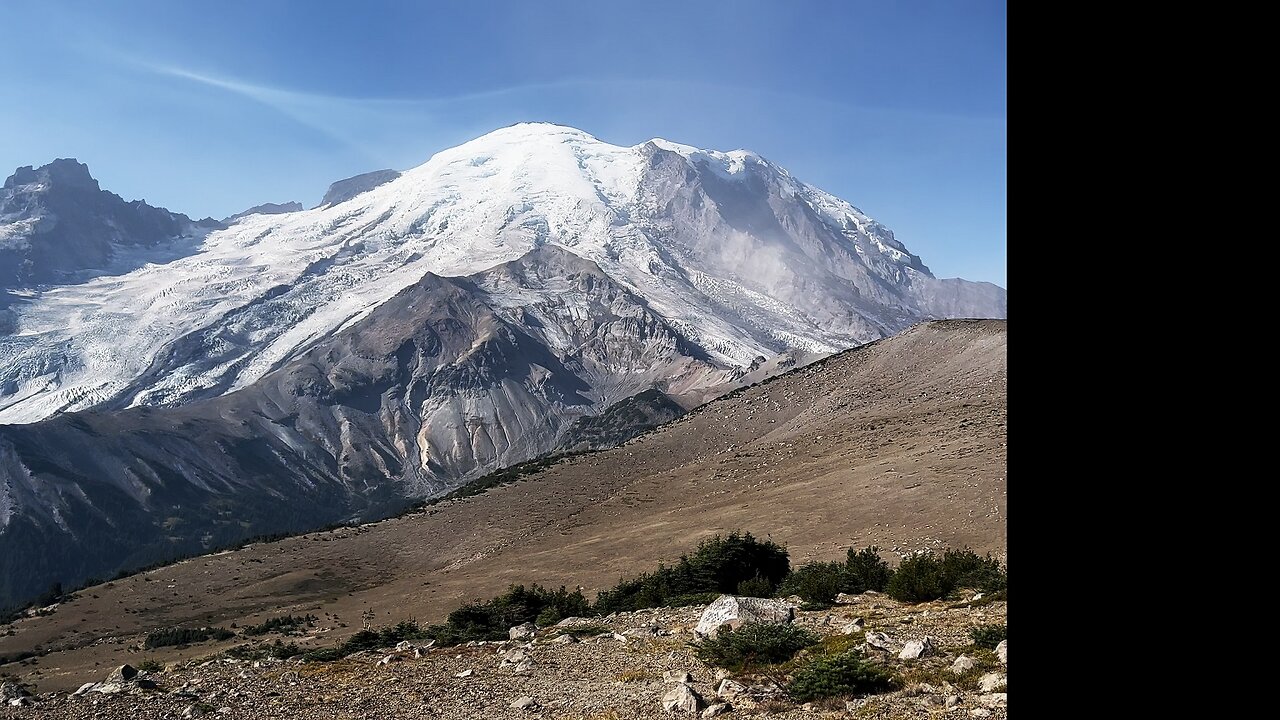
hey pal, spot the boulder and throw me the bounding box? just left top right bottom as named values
left=864, top=631, right=894, bottom=651
left=996, top=639, right=1007, bottom=664
left=969, top=709, right=992, bottom=718
left=662, top=683, right=703, bottom=714
left=978, top=673, right=1007, bottom=693
left=514, top=657, right=534, bottom=673
left=105, top=665, right=139, bottom=684
left=950, top=655, right=976, bottom=674
left=664, top=670, right=693, bottom=683
left=509, top=622, right=537, bottom=640
left=899, top=637, right=935, bottom=660
left=1, top=682, right=30, bottom=703
left=394, top=640, right=413, bottom=652
left=834, top=593, right=858, bottom=604
left=702, top=704, right=731, bottom=718
left=551, top=634, right=577, bottom=644
left=694, top=596, right=795, bottom=639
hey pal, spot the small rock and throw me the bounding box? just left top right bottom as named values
left=510, top=696, right=538, bottom=710
left=73, top=683, right=97, bottom=697
left=865, top=631, right=894, bottom=650
left=611, top=632, right=628, bottom=643
left=972, top=592, right=984, bottom=601
left=834, top=593, right=858, bottom=604
left=183, top=704, right=210, bottom=718
left=846, top=699, right=868, bottom=711
left=454, top=669, right=473, bottom=678
left=840, top=617, right=865, bottom=634
left=394, top=640, right=413, bottom=652
left=978, top=673, right=1006, bottom=693
left=514, top=657, right=534, bottom=673
left=662, top=683, right=703, bottom=714
left=951, top=655, right=976, bottom=674
left=551, top=634, right=577, bottom=644
left=996, top=639, right=1007, bottom=664
left=377, top=654, right=400, bottom=666
left=784, top=595, right=804, bottom=604
left=508, top=622, right=537, bottom=640
left=702, top=703, right=731, bottom=718
left=664, top=670, right=693, bottom=683
left=978, top=693, right=1007, bottom=707
left=969, top=709, right=992, bottom=718
left=899, top=636, right=935, bottom=660
left=946, top=695, right=961, bottom=709
left=715, top=679, right=747, bottom=699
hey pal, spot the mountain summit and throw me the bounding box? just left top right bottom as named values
left=0, top=123, right=1003, bottom=424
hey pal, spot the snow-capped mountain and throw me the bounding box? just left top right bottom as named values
left=0, top=124, right=1002, bottom=425
left=0, top=123, right=1004, bottom=607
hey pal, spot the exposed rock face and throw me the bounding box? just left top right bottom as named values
left=318, top=169, right=401, bottom=207
left=223, top=201, right=304, bottom=223
left=557, top=388, right=686, bottom=452
left=694, top=595, right=795, bottom=638
left=0, top=159, right=214, bottom=292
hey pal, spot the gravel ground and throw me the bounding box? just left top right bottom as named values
left=2, top=595, right=1007, bottom=719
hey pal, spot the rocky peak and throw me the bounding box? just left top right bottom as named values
left=318, top=169, right=401, bottom=207
left=3, top=158, right=99, bottom=192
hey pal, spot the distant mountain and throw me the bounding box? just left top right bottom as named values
left=0, top=159, right=217, bottom=293
left=223, top=201, right=304, bottom=223
left=0, top=124, right=1006, bottom=607
left=318, top=169, right=401, bottom=207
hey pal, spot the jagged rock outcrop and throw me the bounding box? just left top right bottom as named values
left=0, top=159, right=216, bottom=293
left=223, top=201, right=304, bottom=223
left=317, top=169, right=401, bottom=207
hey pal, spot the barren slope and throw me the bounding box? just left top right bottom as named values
left=0, top=320, right=1006, bottom=692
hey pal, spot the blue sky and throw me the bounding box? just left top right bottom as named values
left=0, top=1, right=1006, bottom=285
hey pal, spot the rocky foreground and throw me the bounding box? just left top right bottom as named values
left=1, top=593, right=1007, bottom=719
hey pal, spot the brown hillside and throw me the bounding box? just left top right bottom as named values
left=0, top=319, right=1006, bottom=692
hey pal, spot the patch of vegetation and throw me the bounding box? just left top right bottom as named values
left=844, top=547, right=892, bottom=593
left=143, top=626, right=235, bottom=649
left=969, top=623, right=1006, bottom=649
left=225, top=639, right=302, bottom=661
left=886, top=549, right=1006, bottom=603
left=427, top=584, right=591, bottom=645
left=777, top=561, right=848, bottom=608
left=787, top=650, right=898, bottom=702
left=593, top=532, right=790, bottom=614
left=939, top=550, right=1007, bottom=594
left=135, top=659, right=164, bottom=674
left=615, top=667, right=651, bottom=682
left=303, top=620, right=430, bottom=662
left=695, top=622, right=819, bottom=672
left=735, top=573, right=775, bottom=598
left=242, top=614, right=318, bottom=636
